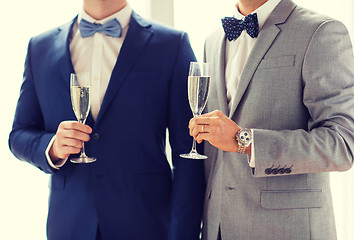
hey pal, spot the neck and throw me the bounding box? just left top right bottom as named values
left=83, top=0, right=127, bottom=20
left=237, top=0, right=269, bottom=15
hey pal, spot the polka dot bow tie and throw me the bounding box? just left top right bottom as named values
left=222, top=13, right=259, bottom=41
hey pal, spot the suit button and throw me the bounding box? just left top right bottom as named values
left=92, top=133, right=100, bottom=140
left=225, top=187, right=235, bottom=191
left=265, top=168, right=272, bottom=175
left=272, top=168, right=279, bottom=175
left=285, top=168, right=292, bottom=174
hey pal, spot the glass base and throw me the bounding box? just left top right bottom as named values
left=180, top=152, right=208, bottom=160
left=70, top=157, right=96, bottom=164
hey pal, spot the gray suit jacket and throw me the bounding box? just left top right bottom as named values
left=202, top=0, right=354, bottom=239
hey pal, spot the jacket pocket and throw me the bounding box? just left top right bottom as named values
left=261, top=189, right=323, bottom=209
left=258, top=55, right=295, bottom=69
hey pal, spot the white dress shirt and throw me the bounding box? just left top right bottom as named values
left=71, top=4, right=132, bottom=120
left=46, top=4, right=132, bottom=169
left=225, top=0, right=281, bottom=167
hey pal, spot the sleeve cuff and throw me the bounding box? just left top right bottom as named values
left=45, top=135, right=67, bottom=169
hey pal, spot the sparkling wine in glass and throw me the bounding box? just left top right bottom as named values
left=70, top=73, right=96, bottom=163
left=180, top=62, right=211, bottom=159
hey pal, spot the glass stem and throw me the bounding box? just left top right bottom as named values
left=190, top=112, right=199, bottom=154
left=80, top=141, right=86, bottom=157
left=79, top=119, right=87, bottom=157
left=191, top=138, right=198, bottom=154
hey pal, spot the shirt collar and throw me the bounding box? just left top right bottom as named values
left=234, top=0, right=281, bottom=29
left=78, top=3, right=132, bottom=30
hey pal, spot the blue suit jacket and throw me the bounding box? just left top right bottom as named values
left=9, top=12, right=205, bottom=240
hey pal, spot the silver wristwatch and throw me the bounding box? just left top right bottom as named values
left=236, top=128, right=253, bottom=153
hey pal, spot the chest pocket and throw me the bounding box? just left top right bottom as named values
left=258, top=55, right=295, bottom=69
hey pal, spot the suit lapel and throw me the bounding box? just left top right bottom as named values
left=57, top=17, right=77, bottom=86
left=95, top=11, right=152, bottom=125
left=52, top=17, right=97, bottom=124
left=228, top=0, right=296, bottom=118
left=213, top=29, right=229, bottom=116
left=55, top=16, right=96, bottom=124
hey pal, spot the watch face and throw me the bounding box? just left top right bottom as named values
left=237, top=129, right=253, bottom=146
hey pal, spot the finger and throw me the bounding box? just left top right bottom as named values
left=190, top=125, right=198, bottom=137
left=191, top=123, right=204, bottom=137
left=192, top=133, right=203, bottom=143
left=201, top=124, right=209, bottom=133
left=198, top=110, right=224, bottom=118
left=59, top=137, right=84, bottom=149
left=194, top=116, right=220, bottom=125
left=188, top=118, right=195, bottom=134
left=60, top=145, right=82, bottom=155
left=196, top=132, right=210, bottom=143
left=67, top=129, right=91, bottom=142
left=188, top=117, right=199, bottom=130
left=51, top=139, right=82, bottom=160
left=191, top=123, right=212, bottom=138
left=189, top=118, right=203, bottom=137
left=58, top=127, right=91, bottom=142
left=61, top=121, right=92, bottom=134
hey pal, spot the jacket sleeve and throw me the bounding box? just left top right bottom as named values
left=167, top=32, right=205, bottom=240
left=253, top=20, right=354, bottom=177
left=9, top=39, right=56, bottom=174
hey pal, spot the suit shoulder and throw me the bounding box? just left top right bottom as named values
left=205, top=27, right=224, bottom=42
left=204, top=27, right=224, bottom=51
left=276, top=4, right=349, bottom=42
left=133, top=12, right=185, bottom=37
left=30, top=18, right=75, bottom=44
left=149, top=21, right=188, bottom=40
left=289, top=5, right=340, bottom=29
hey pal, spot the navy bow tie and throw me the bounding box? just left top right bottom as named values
left=222, top=13, right=259, bottom=41
left=78, top=18, right=122, bottom=38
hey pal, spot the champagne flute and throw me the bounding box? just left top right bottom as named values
left=180, top=62, right=211, bottom=159
left=70, top=73, right=96, bottom=163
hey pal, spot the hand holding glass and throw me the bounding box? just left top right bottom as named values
left=70, top=73, right=96, bottom=163
left=180, top=62, right=211, bottom=159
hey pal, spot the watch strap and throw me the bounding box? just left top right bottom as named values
left=237, top=144, right=247, bottom=154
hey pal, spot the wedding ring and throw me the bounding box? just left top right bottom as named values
left=202, top=125, right=204, bottom=132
